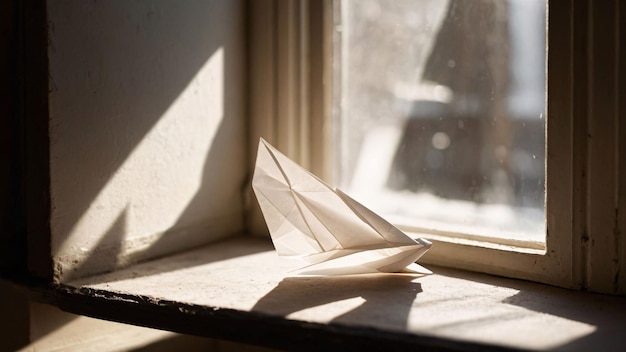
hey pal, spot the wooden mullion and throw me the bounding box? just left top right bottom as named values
left=586, top=0, right=621, bottom=293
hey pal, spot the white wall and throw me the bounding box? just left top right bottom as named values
left=48, top=0, right=247, bottom=282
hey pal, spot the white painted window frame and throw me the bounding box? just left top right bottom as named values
left=247, top=0, right=625, bottom=294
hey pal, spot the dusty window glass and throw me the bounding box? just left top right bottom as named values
left=333, top=0, right=546, bottom=243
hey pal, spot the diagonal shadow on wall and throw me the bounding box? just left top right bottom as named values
left=49, top=0, right=247, bottom=281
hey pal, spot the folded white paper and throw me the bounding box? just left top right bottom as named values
left=252, top=138, right=432, bottom=275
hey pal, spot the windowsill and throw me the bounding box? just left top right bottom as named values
left=41, top=236, right=625, bottom=351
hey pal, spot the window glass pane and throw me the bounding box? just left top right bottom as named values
left=333, top=0, right=546, bottom=243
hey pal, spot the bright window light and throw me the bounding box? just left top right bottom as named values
left=333, top=0, right=546, bottom=244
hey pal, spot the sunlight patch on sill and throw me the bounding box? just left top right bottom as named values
left=416, top=310, right=596, bottom=350
left=286, top=297, right=367, bottom=323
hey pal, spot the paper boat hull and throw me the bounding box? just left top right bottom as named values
left=252, top=138, right=432, bottom=275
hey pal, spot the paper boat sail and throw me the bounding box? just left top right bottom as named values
left=252, top=138, right=432, bottom=275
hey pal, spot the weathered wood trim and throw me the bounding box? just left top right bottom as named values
left=585, top=0, right=623, bottom=293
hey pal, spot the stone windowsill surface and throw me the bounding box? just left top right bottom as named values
left=42, top=236, right=626, bottom=351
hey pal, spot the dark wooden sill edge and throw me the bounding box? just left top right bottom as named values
left=23, top=283, right=522, bottom=352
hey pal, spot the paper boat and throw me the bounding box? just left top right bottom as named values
left=252, top=138, right=432, bottom=275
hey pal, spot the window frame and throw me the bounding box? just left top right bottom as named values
left=248, top=0, right=626, bottom=293
left=4, top=1, right=624, bottom=350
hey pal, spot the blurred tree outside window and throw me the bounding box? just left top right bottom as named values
left=334, top=0, right=546, bottom=242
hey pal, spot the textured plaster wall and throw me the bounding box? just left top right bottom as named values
left=48, top=0, right=246, bottom=282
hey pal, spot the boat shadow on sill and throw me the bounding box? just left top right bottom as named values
left=252, top=274, right=423, bottom=331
